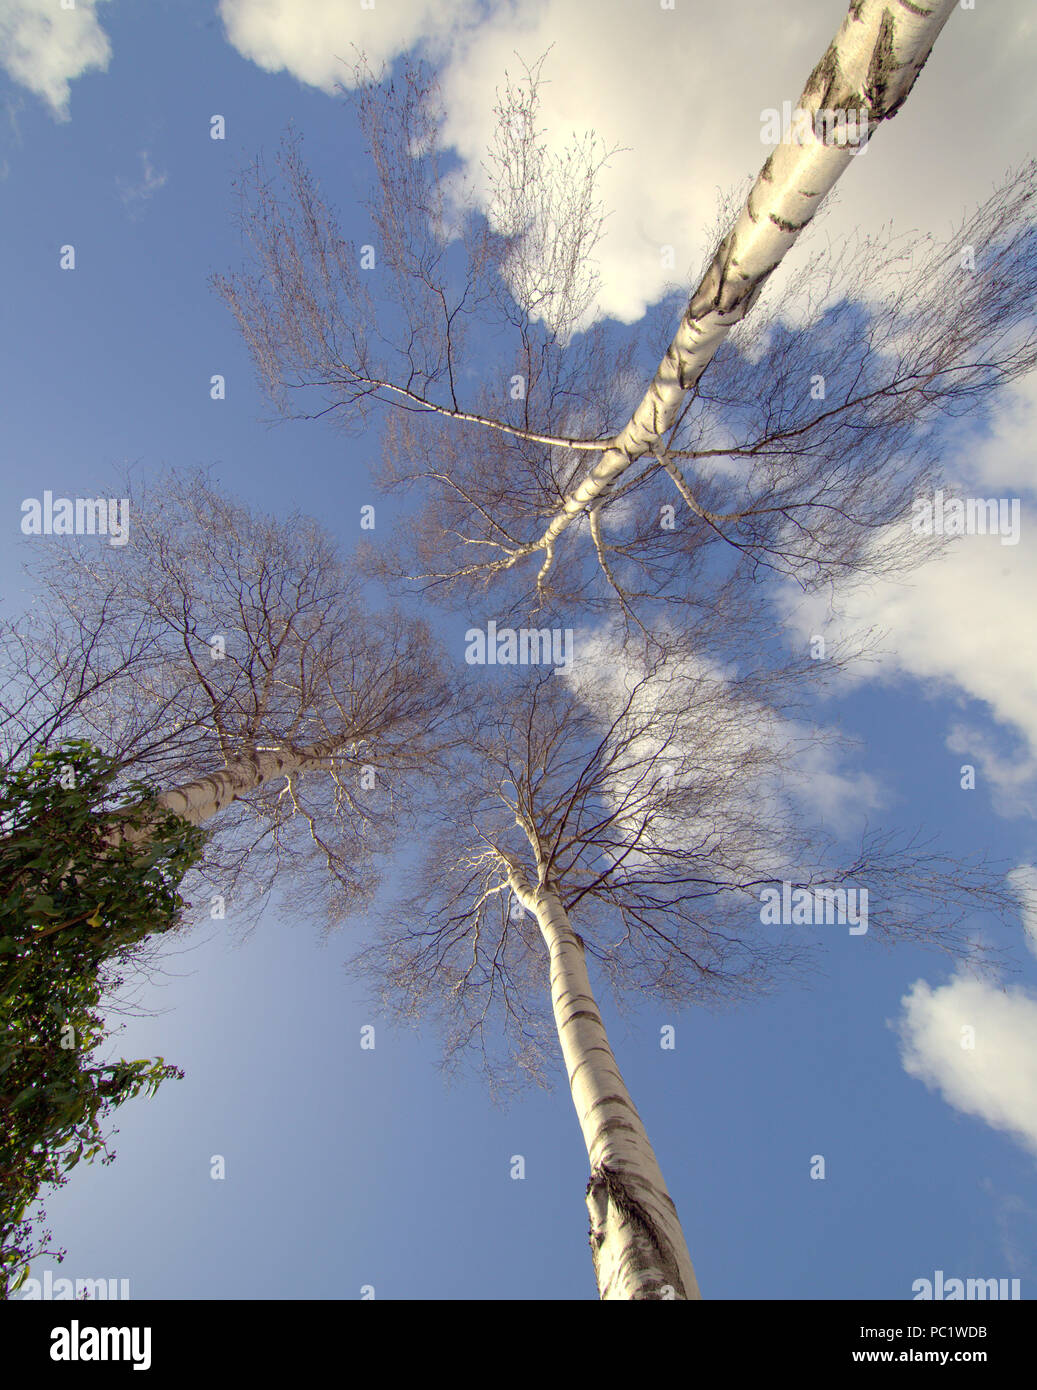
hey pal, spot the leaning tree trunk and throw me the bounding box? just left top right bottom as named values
left=536, top=0, right=958, bottom=553
left=23, top=736, right=359, bottom=907
left=113, top=734, right=358, bottom=844
left=512, top=863, right=700, bottom=1299
left=153, top=742, right=325, bottom=825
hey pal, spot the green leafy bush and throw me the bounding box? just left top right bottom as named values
left=0, top=741, right=207, bottom=1296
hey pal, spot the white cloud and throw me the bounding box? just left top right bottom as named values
left=946, top=724, right=1037, bottom=821
left=892, top=863, right=1037, bottom=1160
left=896, top=973, right=1037, bottom=1160
left=563, top=622, right=882, bottom=880
left=220, top=0, right=1037, bottom=331
left=784, top=739, right=883, bottom=835
left=220, top=0, right=1037, bottom=822
left=779, top=382, right=1037, bottom=819
left=0, top=0, right=113, bottom=120
left=219, top=0, right=479, bottom=90
left=961, top=369, right=1037, bottom=495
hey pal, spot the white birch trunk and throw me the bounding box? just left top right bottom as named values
left=505, top=858, right=700, bottom=1299
left=538, top=0, right=957, bottom=551
left=154, top=745, right=314, bottom=826
left=116, top=735, right=355, bottom=842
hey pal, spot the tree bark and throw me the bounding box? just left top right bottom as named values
left=154, top=744, right=318, bottom=826
left=12, top=739, right=357, bottom=918
left=115, top=735, right=357, bottom=841
left=507, top=854, right=700, bottom=1299
left=534, top=0, right=958, bottom=560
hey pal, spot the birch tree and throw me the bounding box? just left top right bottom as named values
left=1, top=471, right=451, bottom=1287
left=204, top=0, right=1037, bottom=1299
left=1, top=468, right=451, bottom=924
left=213, top=2, right=1037, bottom=617
left=357, top=627, right=1017, bottom=1299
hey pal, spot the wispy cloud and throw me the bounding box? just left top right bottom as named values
left=980, top=1179, right=1037, bottom=1277
left=1008, top=865, right=1037, bottom=959
left=116, top=150, right=169, bottom=217
left=947, top=725, right=1037, bottom=821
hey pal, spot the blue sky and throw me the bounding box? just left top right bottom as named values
left=2, top=0, right=1036, bottom=1301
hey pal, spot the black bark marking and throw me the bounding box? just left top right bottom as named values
left=806, top=41, right=841, bottom=111
left=555, top=989, right=597, bottom=1010
left=568, top=1046, right=619, bottom=1087
left=591, top=1115, right=640, bottom=1143
left=687, top=234, right=771, bottom=322
left=561, top=1008, right=603, bottom=1030
left=769, top=211, right=812, bottom=233
left=676, top=357, right=702, bottom=392
left=585, top=1162, right=689, bottom=1300
left=585, top=1093, right=639, bottom=1118
left=865, top=10, right=899, bottom=117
